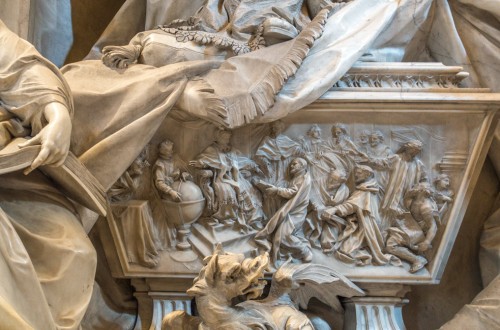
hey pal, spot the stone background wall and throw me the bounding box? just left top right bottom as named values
left=65, top=0, right=126, bottom=63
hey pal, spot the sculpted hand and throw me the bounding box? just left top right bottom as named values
left=18, top=102, right=71, bottom=173
left=102, top=45, right=141, bottom=69
left=320, top=209, right=335, bottom=221
left=266, top=187, right=278, bottom=195
left=169, top=190, right=183, bottom=202
left=416, top=242, right=431, bottom=252
left=181, top=172, right=192, bottom=182
left=189, top=160, right=203, bottom=168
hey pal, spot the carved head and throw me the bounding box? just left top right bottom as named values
left=354, top=165, right=374, bottom=183
left=397, top=139, right=423, bottom=158
left=215, top=129, right=232, bottom=148
left=159, top=139, right=174, bottom=158
left=327, top=169, right=347, bottom=190
left=187, top=246, right=269, bottom=303
left=369, top=130, right=384, bottom=147
left=289, top=157, right=307, bottom=176
left=270, top=120, right=286, bottom=138
left=358, top=129, right=371, bottom=144
left=307, top=124, right=322, bottom=139
left=331, top=123, right=348, bottom=139
left=433, top=173, right=450, bottom=190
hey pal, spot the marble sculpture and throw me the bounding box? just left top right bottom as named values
left=1, top=0, right=500, bottom=329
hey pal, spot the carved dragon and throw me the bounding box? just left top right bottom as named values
left=162, top=245, right=364, bottom=329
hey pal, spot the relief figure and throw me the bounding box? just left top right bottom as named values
left=299, top=124, right=337, bottom=210
left=254, top=120, right=301, bottom=218
left=305, top=168, right=350, bottom=253
left=255, top=158, right=313, bottom=267
left=190, top=128, right=264, bottom=230
left=368, top=139, right=428, bottom=234
left=433, top=173, right=454, bottom=220
left=321, top=166, right=399, bottom=266
left=367, top=130, right=393, bottom=194
left=385, top=181, right=442, bottom=273
left=154, top=139, right=191, bottom=202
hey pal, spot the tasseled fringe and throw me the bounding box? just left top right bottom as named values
left=248, top=5, right=334, bottom=119
left=186, top=78, right=229, bottom=127
left=200, top=3, right=343, bottom=128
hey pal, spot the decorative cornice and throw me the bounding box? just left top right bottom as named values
left=332, top=62, right=470, bottom=91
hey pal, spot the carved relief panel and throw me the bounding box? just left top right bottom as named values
left=104, top=87, right=496, bottom=285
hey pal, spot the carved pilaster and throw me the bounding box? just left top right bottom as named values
left=132, top=279, right=194, bottom=330
left=344, top=297, right=408, bottom=330
left=343, top=284, right=410, bottom=330
left=141, top=292, right=192, bottom=330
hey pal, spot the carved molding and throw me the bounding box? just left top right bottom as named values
left=332, top=63, right=471, bottom=91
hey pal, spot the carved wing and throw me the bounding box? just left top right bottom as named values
left=273, top=260, right=364, bottom=313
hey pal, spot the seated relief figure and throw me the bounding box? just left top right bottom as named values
left=190, top=128, right=264, bottom=230
left=0, top=20, right=96, bottom=330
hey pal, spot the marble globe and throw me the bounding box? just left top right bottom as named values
left=163, top=180, right=205, bottom=227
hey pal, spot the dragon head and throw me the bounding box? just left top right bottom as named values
left=187, top=245, right=270, bottom=302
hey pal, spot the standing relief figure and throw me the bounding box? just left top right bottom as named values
left=367, top=139, right=428, bottom=234
left=109, top=148, right=150, bottom=202
left=154, top=139, right=191, bottom=202
left=190, top=128, right=264, bottom=230
left=367, top=130, right=393, bottom=194
left=254, top=120, right=301, bottom=218
left=299, top=124, right=337, bottom=210
left=255, top=158, right=313, bottom=267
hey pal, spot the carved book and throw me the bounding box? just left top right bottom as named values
left=0, top=138, right=107, bottom=216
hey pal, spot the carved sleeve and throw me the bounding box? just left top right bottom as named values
left=154, top=165, right=174, bottom=194
left=0, top=20, right=73, bottom=136
left=277, top=185, right=299, bottom=199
